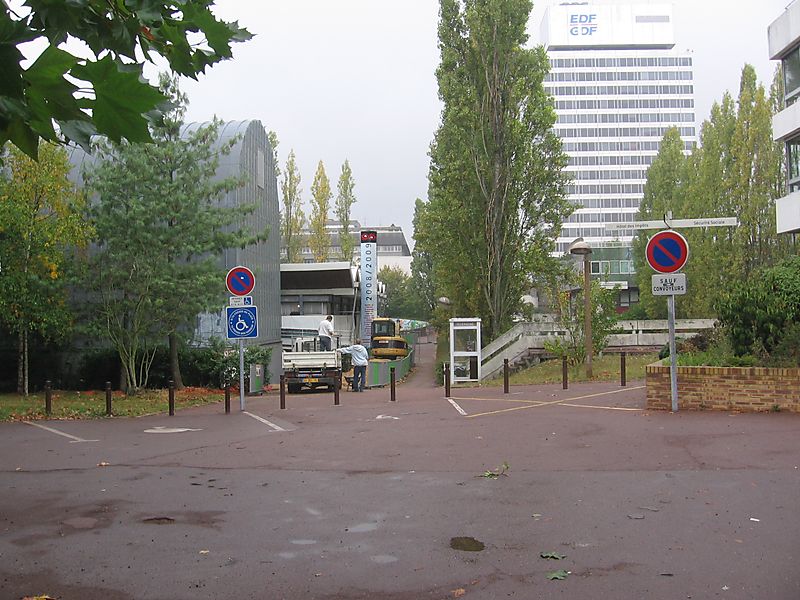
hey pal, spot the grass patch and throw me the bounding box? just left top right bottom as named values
left=0, top=387, right=225, bottom=421
left=485, top=353, right=658, bottom=386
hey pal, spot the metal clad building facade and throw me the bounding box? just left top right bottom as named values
left=188, top=120, right=282, bottom=383
left=69, top=119, right=282, bottom=384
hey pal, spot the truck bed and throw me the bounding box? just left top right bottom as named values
left=282, top=351, right=341, bottom=370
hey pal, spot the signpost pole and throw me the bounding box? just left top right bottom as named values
left=239, top=339, right=245, bottom=411
left=667, top=294, right=679, bottom=412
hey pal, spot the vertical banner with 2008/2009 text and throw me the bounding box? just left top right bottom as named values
left=360, top=231, right=377, bottom=347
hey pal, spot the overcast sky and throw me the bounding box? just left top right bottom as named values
left=179, top=0, right=791, bottom=242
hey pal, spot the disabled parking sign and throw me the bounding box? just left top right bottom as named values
left=226, top=306, right=258, bottom=339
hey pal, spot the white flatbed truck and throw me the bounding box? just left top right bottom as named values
left=282, top=350, right=342, bottom=393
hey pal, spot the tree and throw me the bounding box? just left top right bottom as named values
left=379, top=265, right=430, bottom=320
left=1, top=1, right=252, bottom=159
left=267, top=131, right=280, bottom=181
left=410, top=199, right=436, bottom=320
left=0, top=142, right=92, bottom=394
left=419, top=0, right=572, bottom=341
left=84, top=76, right=256, bottom=393
left=335, top=160, right=357, bottom=261
left=309, top=160, right=332, bottom=262
left=632, top=127, right=688, bottom=318
left=544, top=277, right=619, bottom=370
left=281, top=150, right=305, bottom=262
left=634, top=65, right=792, bottom=319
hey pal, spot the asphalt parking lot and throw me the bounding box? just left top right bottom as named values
left=1, top=342, right=799, bottom=600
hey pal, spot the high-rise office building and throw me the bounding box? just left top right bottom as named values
left=540, top=1, right=696, bottom=304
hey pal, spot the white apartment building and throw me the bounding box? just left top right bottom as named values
left=769, top=0, right=800, bottom=234
left=540, top=1, right=697, bottom=289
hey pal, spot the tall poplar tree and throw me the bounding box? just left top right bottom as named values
left=335, top=160, right=357, bottom=262
left=309, top=160, right=332, bottom=262
left=418, top=0, right=571, bottom=340
left=281, top=149, right=305, bottom=262
left=634, top=65, right=792, bottom=319
left=632, top=127, right=688, bottom=318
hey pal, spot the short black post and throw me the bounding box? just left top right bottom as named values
left=444, top=363, right=451, bottom=397
left=620, top=352, right=627, bottom=387
left=333, top=371, right=340, bottom=406
left=562, top=356, right=568, bottom=390
left=45, top=380, right=52, bottom=416
left=168, top=379, right=175, bottom=416
left=390, top=367, right=396, bottom=402
left=224, top=383, right=231, bottom=414
left=503, top=359, right=510, bottom=394
left=279, top=374, right=286, bottom=410
left=105, top=381, right=112, bottom=416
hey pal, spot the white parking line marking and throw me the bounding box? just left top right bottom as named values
left=243, top=411, right=287, bottom=432
left=24, top=421, right=98, bottom=443
left=446, top=398, right=468, bottom=416
left=559, top=403, right=643, bottom=411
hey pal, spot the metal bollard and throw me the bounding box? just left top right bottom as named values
left=503, top=359, right=509, bottom=394
left=168, top=379, right=175, bottom=416
left=105, top=381, right=112, bottom=416
left=620, top=352, right=627, bottom=387
left=45, top=380, right=52, bottom=416
left=444, top=363, right=451, bottom=397
left=224, top=383, right=231, bottom=414
left=333, top=371, right=340, bottom=406
left=279, top=374, right=286, bottom=410
left=562, top=356, right=568, bottom=390
left=390, top=367, right=396, bottom=402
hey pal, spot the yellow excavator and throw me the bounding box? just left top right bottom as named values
left=370, top=317, right=410, bottom=359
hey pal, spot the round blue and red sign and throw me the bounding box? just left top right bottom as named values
left=646, top=230, right=689, bottom=274
left=226, top=266, right=255, bottom=296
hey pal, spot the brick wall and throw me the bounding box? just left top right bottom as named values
left=646, top=362, right=800, bottom=412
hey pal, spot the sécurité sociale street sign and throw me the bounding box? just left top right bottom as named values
left=604, top=217, right=738, bottom=231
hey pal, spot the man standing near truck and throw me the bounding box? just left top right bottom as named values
left=318, top=315, right=334, bottom=351
left=338, top=339, right=369, bottom=392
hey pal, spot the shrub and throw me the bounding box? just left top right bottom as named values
left=716, top=256, right=800, bottom=357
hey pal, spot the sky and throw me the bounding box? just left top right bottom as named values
left=177, top=0, right=792, bottom=243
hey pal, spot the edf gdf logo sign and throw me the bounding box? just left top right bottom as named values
left=569, top=13, right=597, bottom=36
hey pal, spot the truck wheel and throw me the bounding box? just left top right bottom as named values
left=287, top=383, right=301, bottom=394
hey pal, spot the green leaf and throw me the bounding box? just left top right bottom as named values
left=182, top=4, right=236, bottom=59
left=58, top=118, right=97, bottom=152
left=23, top=46, right=82, bottom=135
left=546, top=570, right=569, bottom=580
left=540, top=552, right=566, bottom=560
left=72, top=56, right=164, bottom=143
left=2, top=119, right=41, bottom=159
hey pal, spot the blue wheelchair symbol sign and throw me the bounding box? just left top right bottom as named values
left=226, top=306, right=258, bottom=339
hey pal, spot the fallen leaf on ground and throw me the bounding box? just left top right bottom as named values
left=540, top=551, right=566, bottom=560
left=97, top=461, right=110, bottom=467
left=547, top=569, right=570, bottom=580
left=451, top=589, right=466, bottom=598
left=199, top=550, right=209, bottom=555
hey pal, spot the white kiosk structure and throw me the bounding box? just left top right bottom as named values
left=449, top=318, right=482, bottom=383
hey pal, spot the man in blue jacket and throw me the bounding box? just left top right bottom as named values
left=338, top=339, right=369, bottom=392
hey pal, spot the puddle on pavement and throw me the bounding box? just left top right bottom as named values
left=142, top=517, right=175, bottom=525
left=450, top=536, right=485, bottom=551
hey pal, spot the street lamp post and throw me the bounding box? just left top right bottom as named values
left=569, top=239, right=593, bottom=379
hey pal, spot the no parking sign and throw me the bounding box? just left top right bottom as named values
left=645, top=230, right=689, bottom=273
